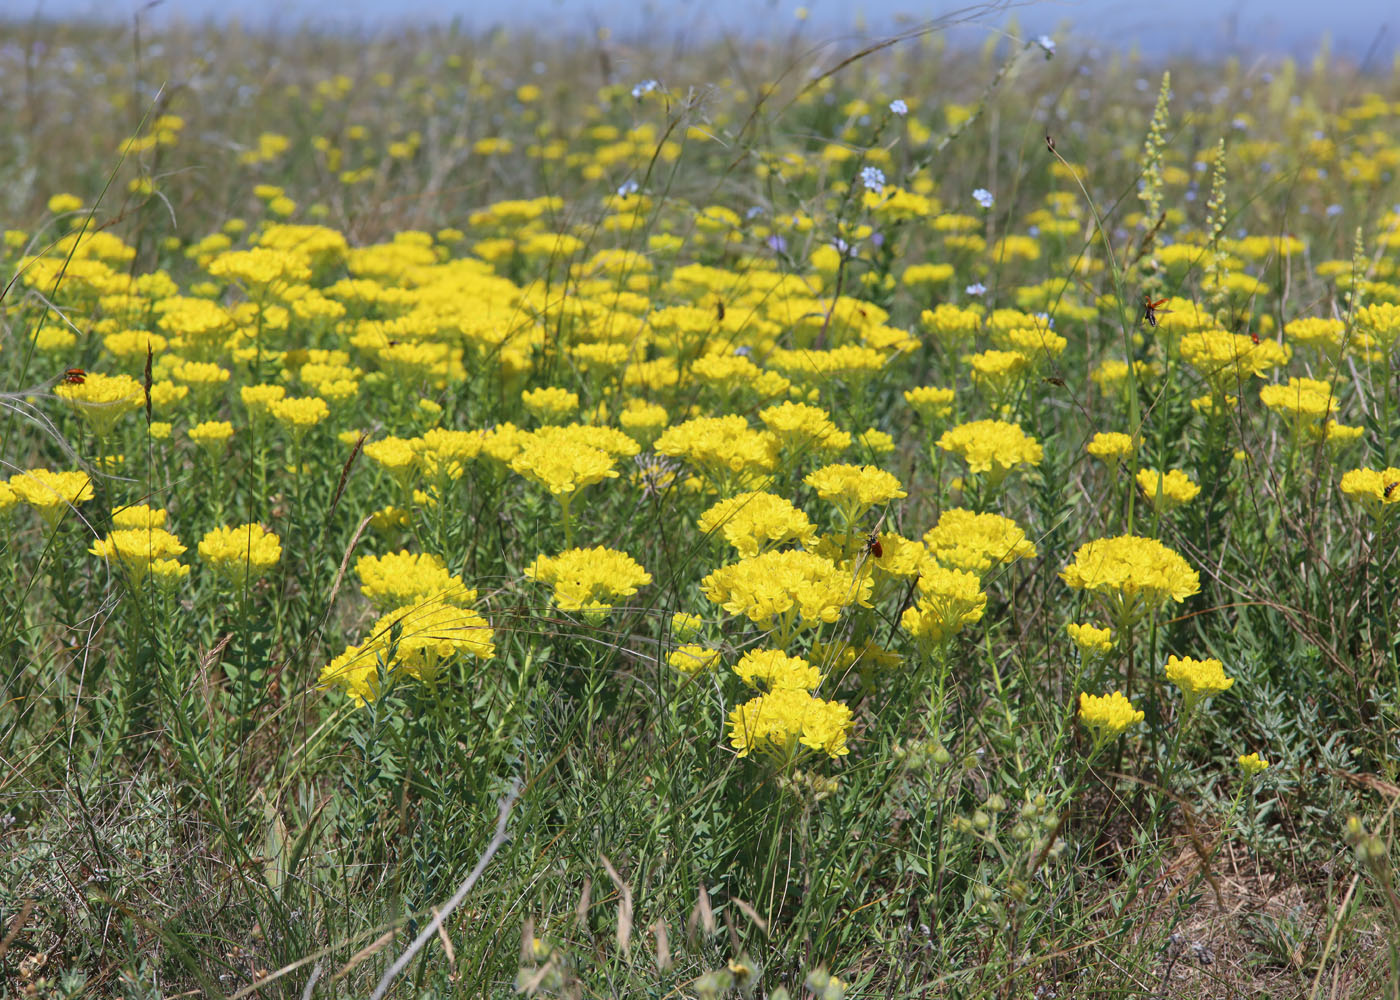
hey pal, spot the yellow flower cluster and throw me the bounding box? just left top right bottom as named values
left=319, top=598, right=495, bottom=705
left=356, top=550, right=475, bottom=610
left=655, top=414, right=779, bottom=490
left=1178, top=330, right=1289, bottom=395
left=1066, top=622, right=1113, bottom=656
left=511, top=436, right=618, bottom=496
left=1339, top=466, right=1400, bottom=516
left=1238, top=752, right=1270, bottom=776
left=9, top=469, right=94, bottom=527
left=922, top=508, right=1037, bottom=575
left=1087, top=431, right=1135, bottom=462
left=53, top=372, right=146, bottom=437
left=732, top=648, right=823, bottom=691
left=1164, top=654, right=1234, bottom=712
left=1060, top=534, right=1200, bottom=628
left=900, top=561, right=987, bottom=648
left=1135, top=468, right=1201, bottom=511
left=1260, top=372, right=1344, bottom=431
left=90, top=527, right=188, bottom=581
left=1078, top=690, right=1144, bottom=743
left=702, top=549, right=872, bottom=640
left=937, top=419, right=1043, bottom=484
left=727, top=688, right=853, bottom=760
left=197, top=523, right=283, bottom=585
left=668, top=644, right=722, bottom=673
left=526, top=546, right=652, bottom=615
left=697, top=491, right=818, bottom=557
left=803, top=463, right=907, bottom=522
left=904, top=385, right=955, bottom=421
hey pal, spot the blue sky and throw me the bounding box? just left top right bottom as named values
left=4, top=0, right=1395, bottom=60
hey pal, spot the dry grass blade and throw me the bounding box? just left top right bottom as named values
left=332, top=929, right=396, bottom=983
left=369, top=778, right=521, bottom=1000
left=688, top=883, right=715, bottom=946
left=599, top=853, right=634, bottom=957
left=0, top=898, right=35, bottom=961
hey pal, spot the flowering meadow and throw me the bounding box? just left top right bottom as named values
left=3, top=15, right=1400, bottom=999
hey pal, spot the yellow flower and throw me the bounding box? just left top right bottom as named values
left=1078, top=690, right=1144, bottom=743
left=111, top=504, right=168, bottom=529
left=1060, top=534, right=1200, bottom=629
left=702, top=549, right=872, bottom=641
left=1135, top=468, right=1201, bottom=511
left=655, top=414, right=778, bottom=490
left=356, top=550, right=476, bottom=611
left=365, top=436, right=420, bottom=489
left=526, top=546, right=651, bottom=615
left=318, top=598, right=495, bottom=704
left=1339, top=466, right=1400, bottom=517
left=1355, top=302, right=1400, bottom=355
left=922, top=508, right=1036, bottom=575
left=188, top=420, right=234, bottom=454
left=1164, top=654, right=1234, bottom=714
left=697, top=491, right=818, bottom=557
left=1259, top=377, right=1340, bottom=430
left=1066, top=622, right=1113, bottom=656
left=521, top=386, right=580, bottom=423
left=1087, top=431, right=1135, bottom=463
left=241, top=383, right=288, bottom=420
left=198, top=523, right=282, bottom=584
left=900, top=561, right=987, bottom=648
left=803, top=463, right=906, bottom=523
left=670, top=611, right=704, bottom=641
left=727, top=688, right=853, bottom=760
left=1284, top=316, right=1347, bottom=358
left=9, top=468, right=94, bottom=527
left=1238, top=752, right=1270, bottom=777
left=732, top=648, right=823, bottom=691
left=90, top=528, right=187, bottom=580
left=268, top=396, right=330, bottom=435
left=668, top=644, right=721, bottom=674
left=965, top=348, right=1032, bottom=404
left=937, top=419, right=1043, bottom=485
left=1178, top=329, right=1289, bottom=395
left=920, top=303, right=981, bottom=345
left=53, top=372, right=145, bottom=437
left=904, top=385, right=955, bottom=421
left=48, top=193, right=83, bottom=214
left=759, top=401, right=850, bottom=457
left=511, top=436, right=618, bottom=496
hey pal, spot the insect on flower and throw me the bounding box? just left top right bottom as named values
left=1142, top=295, right=1170, bottom=328
left=1384, top=481, right=1398, bottom=499
left=865, top=530, right=883, bottom=559
left=1249, top=328, right=1261, bottom=345
left=715, top=297, right=725, bottom=322
left=62, top=368, right=86, bottom=384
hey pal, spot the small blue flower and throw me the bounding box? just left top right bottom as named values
left=973, top=188, right=994, bottom=209
left=861, top=166, right=886, bottom=194
left=766, top=234, right=788, bottom=253
left=616, top=179, right=639, bottom=197
left=889, top=98, right=908, bottom=116
left=1326, top=204, right=1343, bottom=217
left=966, top=282, right=987, bottom=297
left=1037, top=34, right=1056, bottom=54
left=631, top=79, right=660, bottom=99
